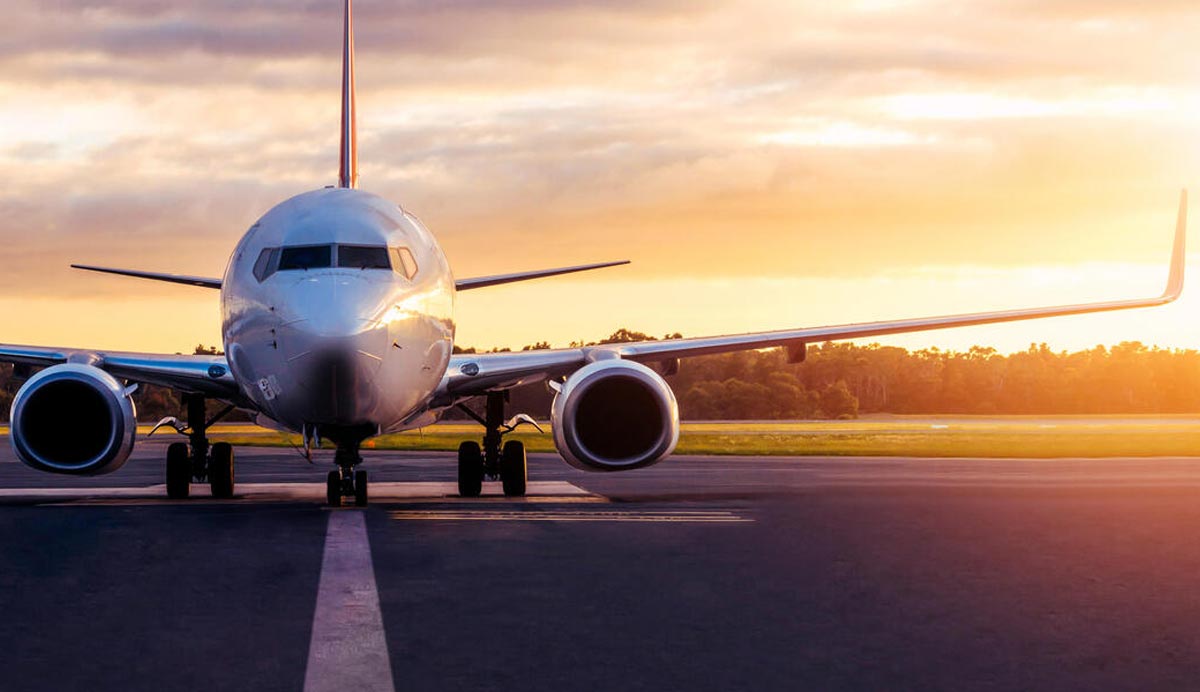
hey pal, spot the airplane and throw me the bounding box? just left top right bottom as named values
left=2, top=0, right=1188, bottom=507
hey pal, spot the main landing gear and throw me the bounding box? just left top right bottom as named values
left=456, top=392, right=533, bottom=498
left=326, top=442, right=369, bottom=508
left=162, top=394, right=236, bottom=500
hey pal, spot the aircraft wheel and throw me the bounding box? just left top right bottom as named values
left=327, top=470, right=342, bottom=507
left=166, top=442, right=190, bottom=499
left=458, top=441, right=483, bottom=498
left=500, top=440, right=527, bottom=497
left=354, top=470, right=369, bottom=507
left=209, top=442, right=235, bottom=499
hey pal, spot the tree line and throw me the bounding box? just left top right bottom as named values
left=3, top=334, right=1200, bottom=422
left=458, top=331, right=1200, bottom=420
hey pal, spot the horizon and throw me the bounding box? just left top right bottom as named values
left=0, top=1, right=1196, bottom=354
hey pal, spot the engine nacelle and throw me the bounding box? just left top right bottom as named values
left=10, top=364, right=137, bottom=475
left=551, top=359, right=679, bottom=472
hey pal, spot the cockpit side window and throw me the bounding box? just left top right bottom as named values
left=278, top=245, right=333, bottom=271
left=337, top=245, right=392, bottom=270
left=392, top=247, right=419, bottom=280
left=253, top=247, right=281, bottom=281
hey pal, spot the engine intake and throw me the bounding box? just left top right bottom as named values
left=10, top=364, right=137, bottom=475
left=552, top=359, right=679, bottom=472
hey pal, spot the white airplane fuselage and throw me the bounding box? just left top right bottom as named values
left=221, top=188, right=455, bottom=443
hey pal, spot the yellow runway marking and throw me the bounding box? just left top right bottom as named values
left=392, top=495, right=609, bottom=505
left=390, top=509, right=752, bottom=523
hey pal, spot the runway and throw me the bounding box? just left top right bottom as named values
left=5, top=440, right=1200, bottom=690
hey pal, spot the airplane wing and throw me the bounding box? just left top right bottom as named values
left=456, top=261, right=630, bottom=291
left=438, top=191, right=1186, bottom=403
left=70, top=260, right=630, bottom=292
left=0, top=345, right=245, bottom=402
left=71, top=265, right=222, bottom=289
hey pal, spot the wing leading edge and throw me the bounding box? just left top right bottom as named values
left=439, top=191, right=1187, bottom=401
left=0, top=345, right=243, bottom=402
left=71, top=265, right=222, bottom=289
left=455, top=261, right=630, bottom=291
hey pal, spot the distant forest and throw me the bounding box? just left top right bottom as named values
left=458, top=330, right=1200, bottom=420
left=4, top=332, right=1200, bottom=422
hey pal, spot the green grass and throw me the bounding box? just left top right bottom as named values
left=5, top=417, right=1199, bottom=457
left=202, top=417, right=1200, bottom=458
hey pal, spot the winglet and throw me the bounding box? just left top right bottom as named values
left=337, top=0, right=358, bottom=189
left=1164, top=188, right=1188, bottom=300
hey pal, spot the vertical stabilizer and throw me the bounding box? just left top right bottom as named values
left=338, top=0, right=358, bottom=189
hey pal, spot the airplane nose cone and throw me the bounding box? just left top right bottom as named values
left=277, top=325, right=388, bottom=424
left=292, top=348, right=380, bottom=424
left=276, top=274, right=391, bottom=424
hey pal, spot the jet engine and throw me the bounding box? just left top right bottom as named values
left=9, top=364, right=137, bottom=475
left=551, top=359, right=679, bottom=472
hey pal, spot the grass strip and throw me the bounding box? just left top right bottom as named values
left=3, top=421, right=1199, bottom=458
left=210, top=429, right=1200, bottom=458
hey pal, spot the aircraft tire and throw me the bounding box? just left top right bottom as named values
left=327, top=470, right=342, bottom=507
left=458, top=441, right=483, bottom=498
left=500, top=440, right=527, bottom=497
left=354, top=470, right=369, bottom=507
left=166, top=442, right=191, bottom=499
left=209, top=442, right=235, bottom=499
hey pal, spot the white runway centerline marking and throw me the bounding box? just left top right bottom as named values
left=304, top=511, right=395, bottom=692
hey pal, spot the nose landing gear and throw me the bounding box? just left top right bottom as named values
left=456, top=392, right=536, bottom=498
left=327, top=443, right=369, bottom=507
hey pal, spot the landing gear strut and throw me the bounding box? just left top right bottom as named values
left=164, top=394, right=236, bottom=499
left=327, top=442, right=369, bottom=508
left=456, top=392, right=529, bottom=498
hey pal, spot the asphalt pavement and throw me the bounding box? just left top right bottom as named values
left=3, top=439, right=1200, bottom=691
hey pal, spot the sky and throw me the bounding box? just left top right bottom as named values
left=0, top=0, right=1198, bottom=354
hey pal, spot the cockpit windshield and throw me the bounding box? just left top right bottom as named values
left=253, top=244, right=413, bottom=281
left=278, top=245, right=332, bottom=271
left=337, top=245, right=391, bottom=270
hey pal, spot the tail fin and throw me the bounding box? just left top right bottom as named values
left=338, top=0, right=358, bottom=189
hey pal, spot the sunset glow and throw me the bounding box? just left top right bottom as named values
left=0, top=0, right=1196, bottom=354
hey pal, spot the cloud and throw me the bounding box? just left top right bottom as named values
left=0, top=0, right=1193, bottom=307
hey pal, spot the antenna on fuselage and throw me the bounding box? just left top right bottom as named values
left=337, top=0, right=358, bottom=189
